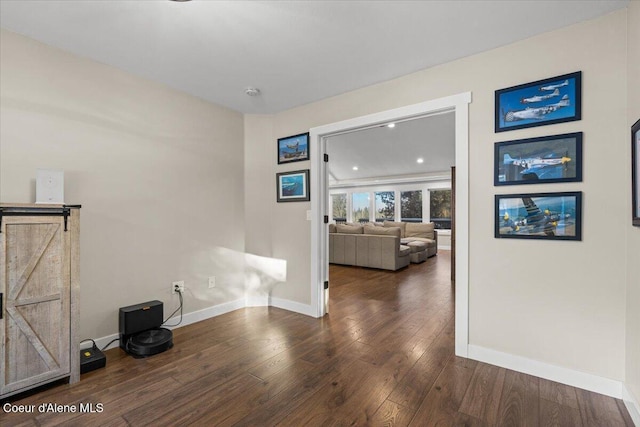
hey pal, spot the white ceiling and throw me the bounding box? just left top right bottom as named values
left=0, top=0, right=628, bottom=115
left=326, top=112, right=455, bottom=185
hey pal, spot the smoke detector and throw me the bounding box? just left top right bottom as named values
left=245, top=87, right=261, bottom=97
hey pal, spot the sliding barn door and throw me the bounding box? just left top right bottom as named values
left=1, top=216, right=70, bottom=396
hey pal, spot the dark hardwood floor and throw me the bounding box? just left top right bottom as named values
left=2, top=251, right=634, bottom=426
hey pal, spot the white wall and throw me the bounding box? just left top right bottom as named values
left=244, top=10, right=629, bottom=383
left=0, top=30, right=246, bottom=340
left=625, top=0, right=640, bottom=419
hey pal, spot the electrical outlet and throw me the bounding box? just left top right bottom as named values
left=172, top=280, right=185, bottom=293
left=208, top=276, right=216, bottom=288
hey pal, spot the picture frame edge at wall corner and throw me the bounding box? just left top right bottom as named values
left=632, top=118, right=640, bottom=226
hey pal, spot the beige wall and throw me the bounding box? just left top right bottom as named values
left=626, top=0, right=640, bottom=408
left=0, top=30, right=246, bottom=339
left=245, top=10, right=629, bottom=381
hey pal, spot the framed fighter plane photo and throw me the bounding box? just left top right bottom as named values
left=632, top=119, right=640, bottom=226
left=278, top=132, right=309, bottom=164
left=495, top=71, right=582, bottom=133
left=495, top=192, right=582, bottom=240
left=495, top=132, right=583, bottom=186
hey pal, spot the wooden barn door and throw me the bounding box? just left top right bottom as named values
left=1, top=215, right=71, bottom=395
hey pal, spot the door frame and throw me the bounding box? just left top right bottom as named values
left=309, top=92, right=471, bottom=357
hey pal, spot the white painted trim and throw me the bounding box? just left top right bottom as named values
left=438, top=245, right=452, bottom=251
left=468, top=344, right=623, bottom=399
left=92, top=298, right=246, bottom=351
left=311, top=93, right=472, bottom=335
left=623, top=384, right=640, bottom=426
left=454, top=99, right=470, bottom=358
left=269, top=296, right=316, bottom=317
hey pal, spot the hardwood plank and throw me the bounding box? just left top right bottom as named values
left=1, top=257, right=633, bottom=427
left=495, top=370, right=539, bottom=427
left=458, top=362, right=507, bottom=425
left=369, top=400, right=415, bottom=426
left=409, top=355, right=477, bottom=426
left=539, top=377, right=580, bottom=410
left=387, top=318, right=455, bottom=410
left=539, top=398, right=583, bottom=427
left=575, top=388, right=628, bottom=427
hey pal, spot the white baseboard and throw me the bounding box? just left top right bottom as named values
left=467, top=344, right=623, bottom=399
left=623, top=384, right=640, bottom=426
left=269, top=296, right=315, bottom=317
left=91, top=298, right=246, bottom=351
left=90, top=296, right=314, bottom=351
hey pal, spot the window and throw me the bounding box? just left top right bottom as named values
left=331, top=193, right=347, bottom=223
left=400, top=190, right=422, bottom=223
left=430, top=189, right=452, bottom=229
left=375, top=191, right=395, bottom=222
left=352, top=193, right=370, bottom=223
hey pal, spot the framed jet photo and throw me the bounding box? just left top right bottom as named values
left=495, top=132, right=583, bottom=186
left=495, top=71, right=582, bottom=133
left=632, top=119, right=640, bottom=226
left=495, top=192, right=582, bottom=241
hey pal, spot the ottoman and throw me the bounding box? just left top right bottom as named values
left=405, top=240, right=428, bottom=264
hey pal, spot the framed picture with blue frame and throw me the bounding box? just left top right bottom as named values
left=495, top=191, right=582, bottom=241
left=495, top=132, right=583, bottom=186
left=495, top=71, right=582, bottom=133
left=276, top=169, right=310, bottom=202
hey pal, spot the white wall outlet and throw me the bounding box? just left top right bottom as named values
left=306, top=210, right=312, bottom=221
left=172, top=280, right=185, bottom=293
left=208, top=276, right=216, bottom=288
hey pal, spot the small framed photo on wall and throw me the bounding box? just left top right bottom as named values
left=278, top=132, right=309, bottom=164
left=276, top=169, right=310, bottom=202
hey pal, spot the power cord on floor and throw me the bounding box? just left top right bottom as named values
left=162, top=289, right=183, bottom=327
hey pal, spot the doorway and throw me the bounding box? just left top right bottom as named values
left=310, top=92, right=471, bottom=357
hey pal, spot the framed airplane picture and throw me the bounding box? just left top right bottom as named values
left=633, top=118, right=640, bottom=226
left=495, top=192, right=582, bottom=241
left=495, top=71, right=582, bottom=133
left=276, top=169, right=310, bottom=202
left=278, top=132, right=309, bottom=164
left=495, top=132, right=583, bottom=186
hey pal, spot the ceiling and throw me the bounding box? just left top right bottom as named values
left=326, top=112, right=455, bottom=185
left=0, top=0, right=628, bottom=115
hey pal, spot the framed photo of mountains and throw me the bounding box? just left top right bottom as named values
left=495, top=71, right=582, bottom=133
left=494, top=132, right=583, bottom=186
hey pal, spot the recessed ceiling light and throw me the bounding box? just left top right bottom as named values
left=245, top=87, right=261, bottom=97
left=387, top=123, right=395, bottom=128
left=352, top=166, right=359, bottom=171
left=417, top=158, right=424, bottom=164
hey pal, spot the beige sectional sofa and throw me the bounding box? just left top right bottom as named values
left=328, top=221, right=438, bottom=271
